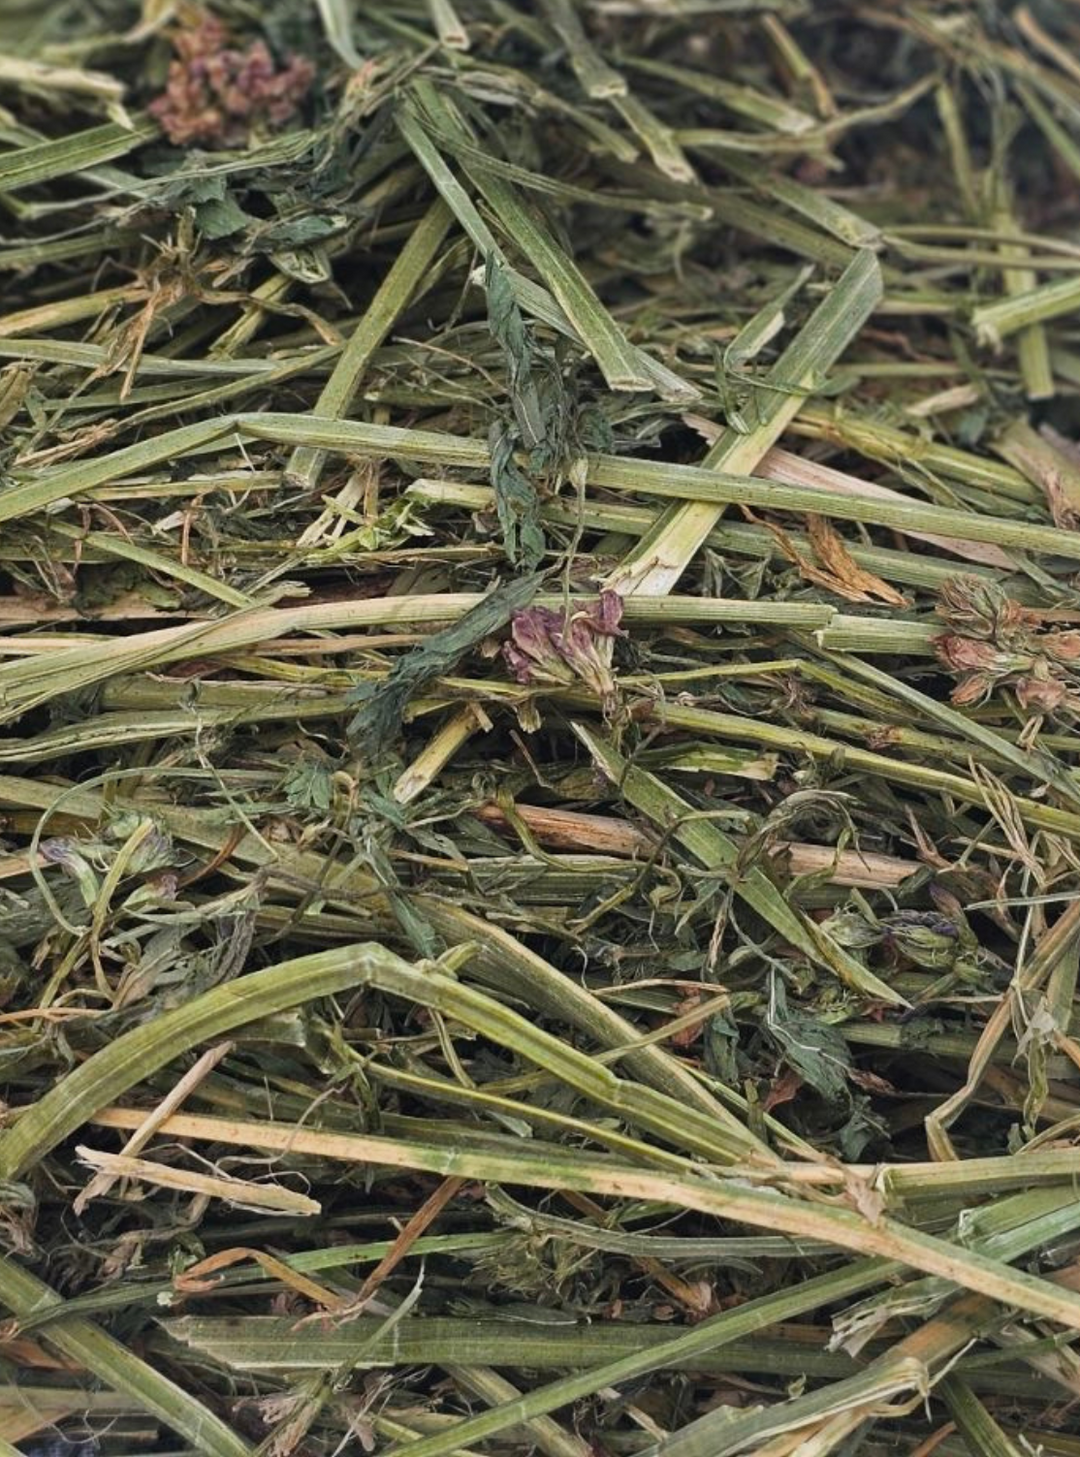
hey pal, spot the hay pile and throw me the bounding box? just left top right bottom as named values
left=2, top=2, right=1080, bottom=1453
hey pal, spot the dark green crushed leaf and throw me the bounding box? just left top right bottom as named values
left=347, top=572, right=543, bottom=752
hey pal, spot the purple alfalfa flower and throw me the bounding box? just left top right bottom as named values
left=591, top=590, right=626, bottom=637
left=40, top=836, right=101, bottom=912
left=504, top=604, right=577, bottom=686
left=503, top=590, right=626, bottom=701
left=149, top=11, right=314, bottom=149
left=555, top=591, right=626, bottom=701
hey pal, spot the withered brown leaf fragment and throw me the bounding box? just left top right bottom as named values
left=744, top=508, right=908, bottom=606
left=995, top=421, right=1080, bottom=530
left=806, top=514, right=909, bottom=606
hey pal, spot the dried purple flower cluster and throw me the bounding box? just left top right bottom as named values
left=504, top=591, right=626, bottom=705
left=934, top=575, right=1080, bottom=715
left=150, top=11, right=314, bottom=148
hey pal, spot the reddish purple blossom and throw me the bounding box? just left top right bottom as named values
left=504, top=605, right=576, bottom=688
left=504, top=591, right=626, bottom=702
left=934, top=575, right=1080, bottom=717
left=150, top=11, right=314, bottom=149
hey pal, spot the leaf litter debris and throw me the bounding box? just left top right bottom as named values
left=1, top=3, right=1080, bottom=1455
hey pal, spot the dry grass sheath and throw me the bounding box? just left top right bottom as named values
left=1, top=3, right=1080, bottom=1455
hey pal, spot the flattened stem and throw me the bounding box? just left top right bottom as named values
left=606, top=248, right=882, bottom=595
left=284, top=197, right=454, bottom=492
left=0, top=944, right=401, bottom=1179
left=0, top=1254, right=252, bottom=1457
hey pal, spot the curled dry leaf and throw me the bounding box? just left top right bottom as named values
left=745, top=507, right=909, bottom=606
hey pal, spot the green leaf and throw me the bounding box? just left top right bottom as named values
left=484, top=252, right=544, bottom=447
left=195, top=192, right=254, bottom=239
left=347, top=574, right=543, bottom=753
left=489, top=422, right=546, bottom=571
left=765, top=973, right=851, bottom=1104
